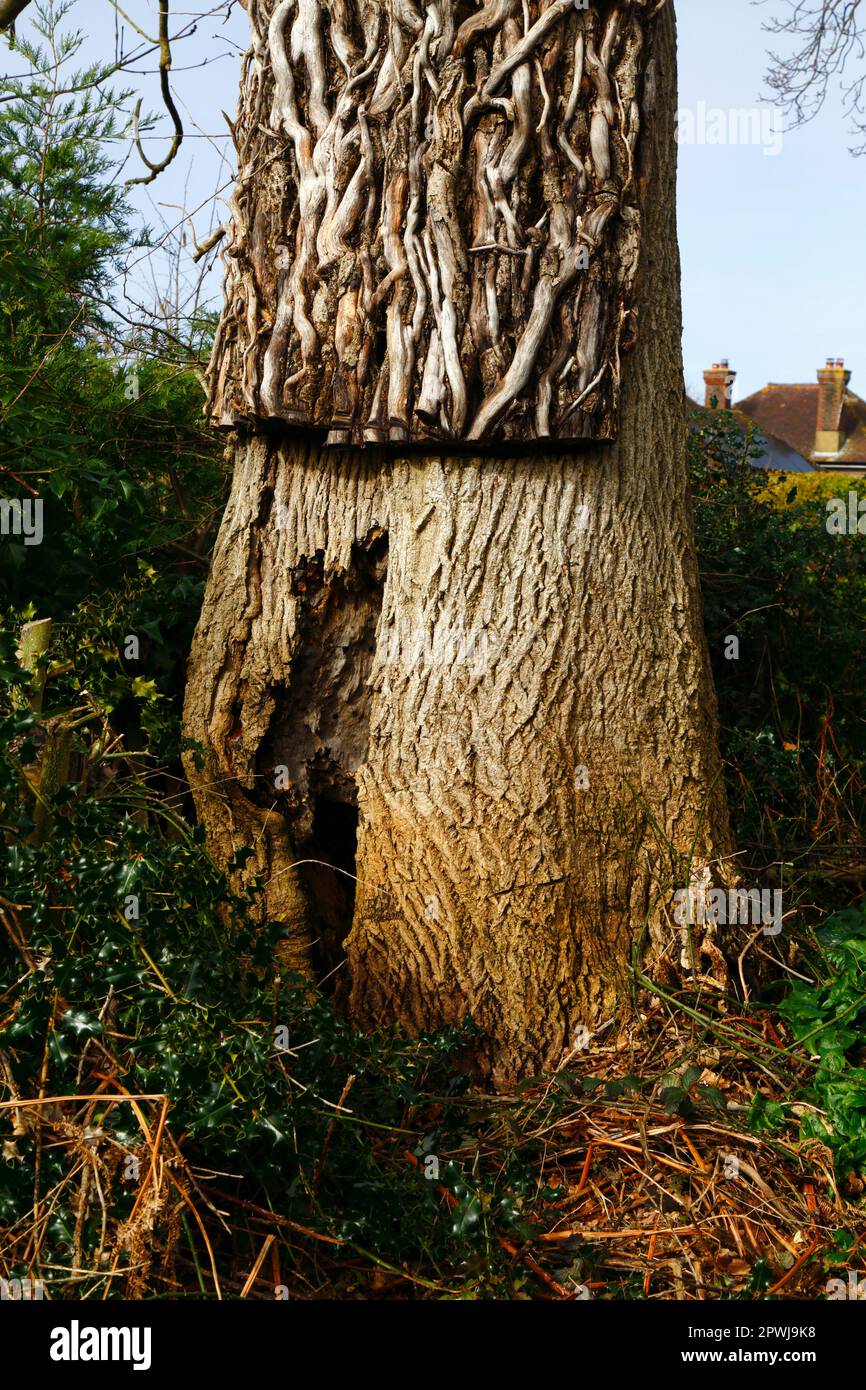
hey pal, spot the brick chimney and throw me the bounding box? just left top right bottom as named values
left=703, top=359, right=736, bottom=410
left=815, top=358, right=851, bottom=456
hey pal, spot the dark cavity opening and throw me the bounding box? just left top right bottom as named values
left=255, top=526, right=389, bottom=990
left=302, top=797, right=359, bottom=983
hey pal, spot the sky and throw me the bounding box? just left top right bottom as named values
left=6, top=0, right=866, bottom=402
left=677, top=0, right=866, bottom=401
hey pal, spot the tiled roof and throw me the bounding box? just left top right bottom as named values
left=686, top=398, right=817, bottom=471
left=734, top=384, right=866, bottom=466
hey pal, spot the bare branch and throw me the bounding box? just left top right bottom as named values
left=126, top=0, right=184, bottom=186
left=192, top=224, right=227, bottom=262
left=762, top=0, right=866, bottom=151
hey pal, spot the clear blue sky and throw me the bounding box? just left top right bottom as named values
left=677, top=0, right=866, bottom=401
left=8, top=0, right=866, bottom=401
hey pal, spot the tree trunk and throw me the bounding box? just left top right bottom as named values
left=184, top=0, right=736, bottom=1084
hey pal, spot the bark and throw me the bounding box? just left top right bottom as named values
left=208, top=0, right=660, bottom=446
left=185, top=0, right=737, bottom=1085
left=0, top=0, right=33, bottom=32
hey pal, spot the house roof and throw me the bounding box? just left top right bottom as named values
left=686, top=397, right=817, bottom=471
left=734, top=383, right=866, bottom=467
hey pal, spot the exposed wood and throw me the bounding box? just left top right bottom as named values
left=207, top=0, right=665, bottom=446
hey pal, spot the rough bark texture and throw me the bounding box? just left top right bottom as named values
left=208, top=0, right=661, bottom=445
left=185, top=0, right=737, bottom=1085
